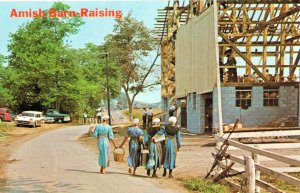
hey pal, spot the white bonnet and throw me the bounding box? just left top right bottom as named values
left=153, top=118, right=160, bottom=125
left=133, top=118, right=139, bottom=126
left=169, top=116, right=177, bottom=125
left=102, top=115, right=110, bottom=121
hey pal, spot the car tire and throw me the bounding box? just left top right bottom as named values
left=16, top=124, right=20, bottom=127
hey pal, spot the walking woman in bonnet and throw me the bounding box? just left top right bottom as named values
left=161, top=116, right=181, bottom=178
left=92, top=115, right=117, bottom=174
left=119, top=118, right=145, bottom=176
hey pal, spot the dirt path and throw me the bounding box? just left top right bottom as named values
left=1, top=126, right=192, bottom=193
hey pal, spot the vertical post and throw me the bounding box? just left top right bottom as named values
left=213, top=0, right=223, bottom=135
left=252, top=145, right=261, bottom=193
left=105, top=52, right=111, bottom=125
left=244, top=156, right=255, bottom=193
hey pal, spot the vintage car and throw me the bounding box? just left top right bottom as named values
left=0, top=108, right=12, bottom=122
left=15, top=111, right=43, bottom=127
left=45, top=109, right=71, bottom=123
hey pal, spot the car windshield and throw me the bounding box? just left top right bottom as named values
left=21, top=113, right=35, bottom=117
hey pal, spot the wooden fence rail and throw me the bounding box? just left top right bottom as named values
left=215, top=133, right=300, bottom=192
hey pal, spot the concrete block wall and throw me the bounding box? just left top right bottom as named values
left=186, top=93, right=205, bottom=134
left=213, top=86, right=298, bottom=129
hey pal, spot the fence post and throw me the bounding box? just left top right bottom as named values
left=252, top=145, right=261, bottom=193
left=244, top=156, right=255, bottom=193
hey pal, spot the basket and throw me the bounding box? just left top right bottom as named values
left=113, top=147, right=125, bottom=162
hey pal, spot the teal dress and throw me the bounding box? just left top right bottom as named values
left=127, top=127, right=143, bottom=167
left=144, top=126, right=163, bottom=170
left=93, top=124, right=114, bottom=167
left=162, top=124, right=181, bottom=170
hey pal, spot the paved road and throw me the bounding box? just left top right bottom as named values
left=1, top=126, right=188, bottom=193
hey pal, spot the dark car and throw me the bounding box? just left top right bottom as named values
left=0, top=108, right=12, bottom=122
left=45, top=109, right=71, bottom=123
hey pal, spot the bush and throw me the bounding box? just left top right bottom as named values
left=184, top=178, right=230, bottom=193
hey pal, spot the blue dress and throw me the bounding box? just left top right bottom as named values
left=144, top=126, right=163, bottom=170
left=93, top=124, right=114, bottom=167
left=162, top=124, right=181, bottom=170
left=127, top=127, right=143, bottom=168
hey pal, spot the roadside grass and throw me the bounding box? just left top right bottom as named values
left=0, top=123, right=14, bottom=138
left=260, top=173, right=300, bottom=193
left=183, top=178, right=231, bottom=193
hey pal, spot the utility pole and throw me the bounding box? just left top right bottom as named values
left=105, top=52, right=111, bottom=125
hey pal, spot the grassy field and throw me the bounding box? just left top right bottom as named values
left=120, top=108, right=162, bottom=120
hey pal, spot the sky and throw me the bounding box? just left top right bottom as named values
left=0, top=1, right=166, bottom=103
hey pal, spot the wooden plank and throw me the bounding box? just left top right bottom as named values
left=225, top=143, right=300, bottom=150
left=256, top=179, right=285, bottom=193
left=218, top=31, right=270, bottom=82
left=255, top=164, right=300, bottom=188
left=272, top=167, right=300, bottom=173
left=216, top=137, right=300, bottom=167
left=222, top=130, right=300, bottom=139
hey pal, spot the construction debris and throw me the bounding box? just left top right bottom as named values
left=259, top=116, right=298, bottom=127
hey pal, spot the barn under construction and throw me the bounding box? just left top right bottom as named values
left=157, top=0, right=300, bottom=134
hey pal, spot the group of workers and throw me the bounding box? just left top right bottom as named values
left=90, top=110, right=181, bottom=178
left=142, top=107, right=153, bottom=129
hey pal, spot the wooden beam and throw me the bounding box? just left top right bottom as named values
left=255, top=164, right=300, bottom=188
left=230, top=6, right=300, bottom=42
left=221, top=129, right=300, bottom=139
left=217, top=0, right=300, bottom=3
left=219, top=31, right=270, bottom=82
left=256, top=179, right=285, bottom=193
left=289, top=49, right=300, bottom=77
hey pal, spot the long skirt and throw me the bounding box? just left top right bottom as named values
left=163, top=137, right=177, bottom=170
left=146, top=142, right=162, bottom=170
left=128, top=139, right=141, bottom=167
left=97, top=137, right=110, bottom=167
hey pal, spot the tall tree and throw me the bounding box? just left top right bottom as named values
left=0, top=55, right=13, bottom=107
left=5, top=2, right=84, bottom=111
left=105, top=13, right=159, bottom=119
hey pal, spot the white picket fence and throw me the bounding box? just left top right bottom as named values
left=215, top=129, right=300, bottom=193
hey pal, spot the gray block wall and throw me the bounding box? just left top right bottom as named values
left=186, top=93, right=205, bottom=134
left=212, top=86, right=298, bottom=129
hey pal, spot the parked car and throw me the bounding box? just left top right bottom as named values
left=0, top=108, right=12, bottom=122
left=45, top=109, right=71, bottom=123
left=15, top=111, right=43, bottom=127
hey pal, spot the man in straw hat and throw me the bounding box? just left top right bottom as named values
left=93, top=115, right=117, bottom=174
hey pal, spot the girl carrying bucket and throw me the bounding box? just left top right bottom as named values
left=93, top=115, right=117, bottom=174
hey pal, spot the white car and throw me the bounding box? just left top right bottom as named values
left=15, top=111, right=43, bottom=127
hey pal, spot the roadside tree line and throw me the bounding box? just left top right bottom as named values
left=0, top=2, right=159, bottom=120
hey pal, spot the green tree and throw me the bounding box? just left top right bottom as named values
left=5, top=2, right=84, bottom=112
left=105, top=13, right=159, bottom=120
left=69, top=44, right=120, bottom=118
left=0, top=55, right=13, bottom=107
